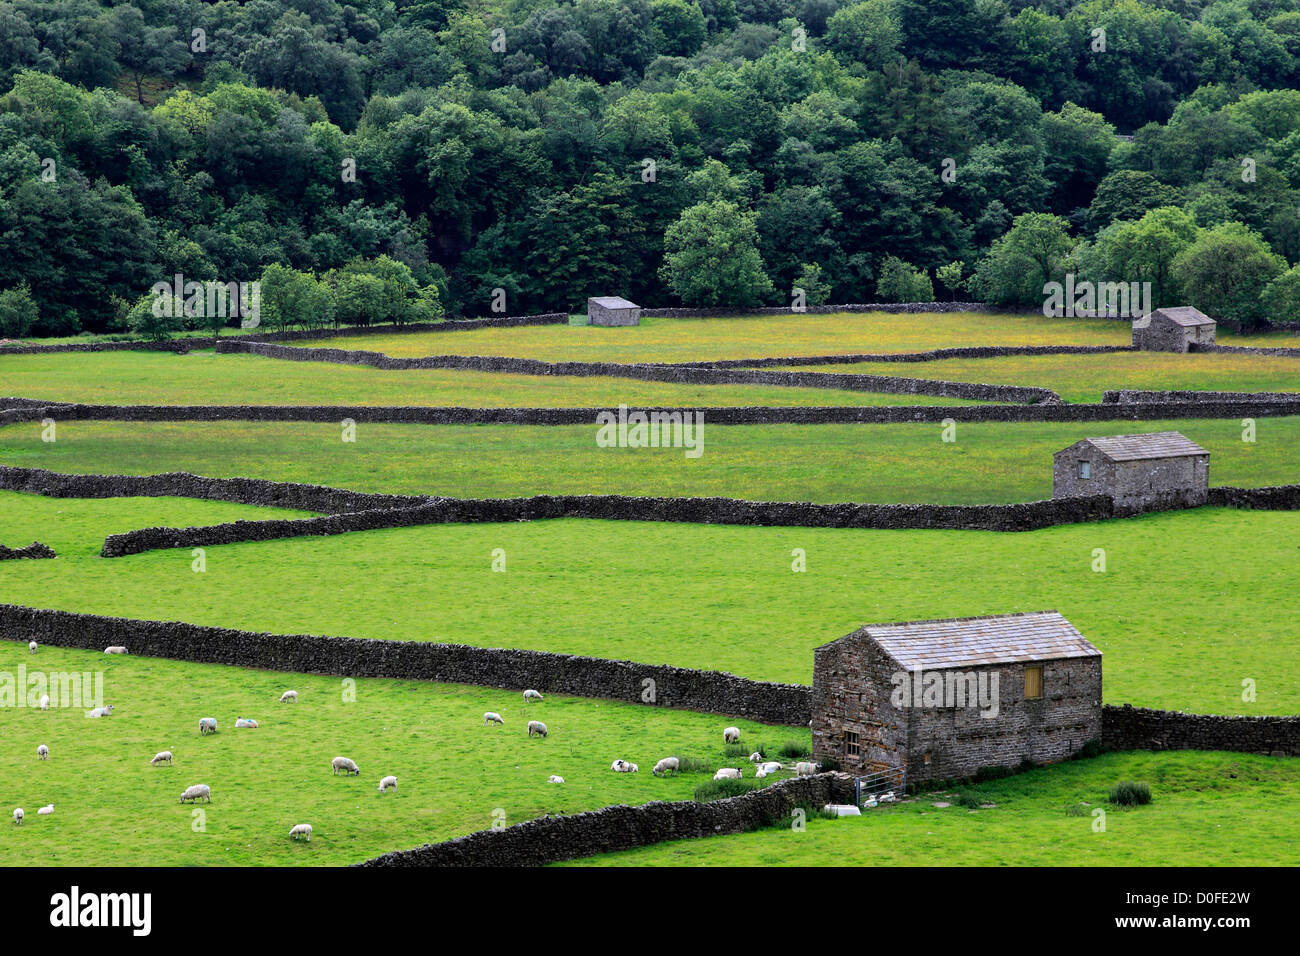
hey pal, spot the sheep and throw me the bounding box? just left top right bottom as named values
left=482, top=712, right=504, bottom=725
left=758, top=761, right=783, bottom=775
left=13, top=808, right=22, bottom=825
left=523, top=689, right=543, bottom=702
left=331, top=757, right=360, bottom=776
left=547, top=775, right=564, bottom=784
left=151, top=751, right=173, bottom=766
left=878, top=791, right=896, bottom=804
left=86, top=704, right=114, bottom=718
left=36, top=744, right=48, bottom=760
left=652, top=757, right=680, bottom=777
left=104, top=646, right=128, bottom=655
left=862, top=795, right=878, bottom=809
left=198, top=717, right=217, bottom=735
left=794, top=761, right=819, bottom=776
left=713, top=767, right=743, bottom=780
left=723, top=727, right=741, bottom=744
left=756, top=766, right=771, bottom=779
left=37, top=805, right=53, bottom=816
left=289, top=823, right=312, bottom=842
left=28, top=641, right=36, bottom=654
left=527, top=720, right=548, bottom=738
left=279, top=690, right=298, bottom=703
left=748, top=752, right=763, bottom=763
left=38, top=694, right=49, bottom=711
left=179, top=784, right=210, bottom=804
left=378, top=775, right=397, bottom=792
left=610, top=760, right=638, bottom=773
left=234, top=717, right=258, bottom=728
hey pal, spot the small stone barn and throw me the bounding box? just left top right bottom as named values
left=1132, top=306, right=1216, bottom=352
left=1053, top=431, right=1209, bottom=513
left=812, top=611, right=1102, bottom=783
left=587, top=296, right=641, bottom=327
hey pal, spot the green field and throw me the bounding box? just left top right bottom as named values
left=560, top=750, right=1300, bottom=866
left=0, top=642, right=804, bottom=866
left=2, top=492, right=1297, bottom=714
left=0, top=417, right=1293, bottom=504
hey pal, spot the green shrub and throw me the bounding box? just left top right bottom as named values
left=952, top=791, right=983, bottom=808
left=974, top=764, right=1014, bottom=782
left=1078, top=739, right=1107, bottom=760
left=1109, top=781, right=1152, bottom=806
left=694, top=778, right=760, bottom=802
left=676, top=756, right=709, bottom=774
left=777, top=740, right=811, bottom=758
left=723, top=743, right=749, bottom=758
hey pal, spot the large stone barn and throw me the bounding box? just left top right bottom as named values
left=1131, top=306, right=1216, bottom=352
left=1053, top=431, right=1209, bottom=513
left=811, top=611, right=1102, bottom=784
left=587, top=296, right=641, bottom=327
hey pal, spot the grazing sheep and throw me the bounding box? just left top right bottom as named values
left=610, top=760, right=638, bottom=773
left=378, top=775, right=397, bottom=792
left=151, top=751, right=173, bottom=766
left=104, top=646, right=128, bottom=655
left=483, top=712, right=504, bottom=725
left=748, top=752, right=763, bottom=763
left=713, top=767, right=743, bottom=780
left=36, top=744, right=48, bottom=760
left=523, top=689, right=543, bottom=702
left=652, top=757, right=680, bottom=777
left=794, top=761, right=819, bottom=776
left=86, top=705, right=114, bottom=718
left=28, top=641, right=36, bottom=654
left=289, top=823, right=312, bottom=842
left=38, top=694, right=49, bottom=711
left=331, top=756, right=360, bottom=776
left=547, top=775, right=564, bottom=784
left=723, top=727, right=740, bottom=744
left=527, top=720, right=548, bottom=738
left=179, top=784, right=210, bottom=804
left=234, top=717, right=258, bottom=728
left=279, top=691, right=298, bottom=703
left=13, top=808, right=22, bottom=825
left=37, top=805, right=53, bottom=816
left=198, top=717, right=217, bottom=735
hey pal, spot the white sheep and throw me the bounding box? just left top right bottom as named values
left=758, top=761, right=782, bottom=775
left=548, top=775, right=564, bottom=784
left=179, top=784, right=210, bottom=804
left=756, top=766, right=771, bottom=778
left=37, top=805, right=53, bottom=816
left=198, top=717, right=217, bottom=735
left=483, top=712, right=504, bottom=725
left=38, top=694, right=49, bottom=711
left=378, top=775, right=397, bottom=792
left=279, top=691, right=298, bottom=703
left=36, top=744, right=48, bottom=760
left=794, top=761, right=819, bottom=776
left=748, top=751, right=763, bottom=763
left=863, top=795, right=878, bottom=808
left=104, top=646, right=128, bottom=655
left=713, top=767, right=743, bottom=780
left=523, top=689, right=543, bottom=702
left=723, top=727, right=741, bottom=744
left=13, top=808, right=22, bottom=825
left=652, top=757, right=680, bottom=777
left=28, top=641, right=36, bottom=654
left=289, top=823, right=312, bottom=842
left=86, top=704, right=114, bottom=718
left=610, top=760, right=638, bottom=773
left=331, top=756, right=360, bottom=776
left=879, top=791, right=896, bottom=804
left=151, top=751, right=173, bottom=766
left=234, top=717, right=258, bottom=728
left=527, top=720, right=548, bottom=738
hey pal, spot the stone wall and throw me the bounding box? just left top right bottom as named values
left=638, top=302, right=1027, bottom=318
left=0, top=542, right=55, bottom=560
left=1106, top=389, right=1300, bottom=404
left=1207, top=484, right=1300, bottom=509
left=682, top=344, right=1134, bottom=369
left=1103, top=704, right=1300, bottom=756
left=355, top=773, right=848, bottom=867
left=0, top=339, right=193, bottom=355
left=0, top=604, right=810, bottom=725
left=1195, top=344, right=1300, bottom=358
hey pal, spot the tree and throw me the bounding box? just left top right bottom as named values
left=1261, top=264, right=1300, bottom=318
left=875, top=256, right=932, bottom=302
left=936, top=260, right=964, bottom=300
left=794, top=262, right=831, bottom=305
left=651, top=0, right=707, bottom=57
left=1089, top=206, right=1199, bottom=306
left=660, top=200, right=775, bottom=306
left=258, top=264, right=335, bottom=332
left=824, top=0, right=901, bottom=71
left=0, top=283, right=37, bottom=338
left=1172, top=222, right=1285, bottom=328
left=970, top=213, right=1073, bottom=306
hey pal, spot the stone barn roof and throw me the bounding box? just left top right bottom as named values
left=589, top=296, right=639, bottom=310
left=823, top=611, right=1101, bottom=672
left=1135, top=306, right=1214, bottom=328
left=1074, top=431, right=1208, bottom=462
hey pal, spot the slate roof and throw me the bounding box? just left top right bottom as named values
left=588, top=296, right=639, bottom=310
left=1148, top=306, right=1214, bottom=327
left=847, top=611, right=1100, bottom=671
left=1080, top=431, right=1208, bottom=462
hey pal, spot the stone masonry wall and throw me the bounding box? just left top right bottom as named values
left=0, top=542, right=55, bottom=560
left=1106, top=389, right=1300, bottom=404
left=1103, top=704, right=1300, bottom=756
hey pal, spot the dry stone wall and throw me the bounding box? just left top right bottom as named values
left=0, top=542, right=55, bottom=560
left=1103, top=704, right=1300, bottom=756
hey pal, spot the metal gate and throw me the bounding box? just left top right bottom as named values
left=854, top=765, right=906, bottom=805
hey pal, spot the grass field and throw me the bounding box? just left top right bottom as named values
left=0, top=417, right=1294, bottom=504
left=0, top=642, right=804, bottom=866
left=559, top=750, right=1300, bottom=866
left=771, top=351, right=1300, bottom=403
left=2, top=492, right=1297, bottom=714
left=0, top=350, right=980, bottom=409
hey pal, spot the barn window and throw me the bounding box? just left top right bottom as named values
left=1078, top=460, right=1091, bottom=479
left=1024, top=665, right=1043, bottom=700
left=844, top=731, right=860, bottom=757
left=923, top=751, right=932, bottom=766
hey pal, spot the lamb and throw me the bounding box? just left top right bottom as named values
left=289, top=823, right=312, bottom=842
left=198, top=717, right=217, bottom=735
left=610, top=760, right=638, bottom=773
left=37, top=805, right=53, bottom=816
left=331, top=756, right=360, bottom=776
left=652, top=757, right=680, bottom=777
left=179, top=784, right=211, bottom=804
left=723, top=727, right=741, bottom=744
left=12, top=808, right=22, bottom=825
left=748, top=752, right=763, bottom=763
left=863, top=795, right=878, bottom=809
left=794, top=761, right=819, bottom=776
left=28, top=641, right=36, bottom=654
left=755, top=766, right=771, bottom=778
left=758, top=761, right=783, bottom=775
left=104, top=646, right=128, bottom=655
left=36, top=744, right=48, bottom=760
left=86, top=704, right=114, bottom=718
left=547, top=775, right=564, bottom=784
left=527, top=720, right=548, bottom=738
left=378, top=775, right=397, bottom=792
left=523, top=689, right=543, bottom=702
left=279, top=691, right=298, bottom=703
left=151, top=751, right=173, bottom=766
left=38, top=694, right=49, bottom=711
left=879, top=791, right=896, bottom=804
left=483, top=712, right=504, bottom=725
left=234, top=717, right=258, bottom=728
left=713, top=767, right=743, bottom=780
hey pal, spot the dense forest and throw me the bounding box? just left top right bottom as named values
left=2, top=0, right=1300, bottom=336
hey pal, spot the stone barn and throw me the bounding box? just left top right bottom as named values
left=1053, top=431, right=1209, bottom=513
left=812, top=611, right=1102, bottom=784
left=1132, top=306, right=1216, bottom=352
left=587, top=296, right=641, bottom=327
